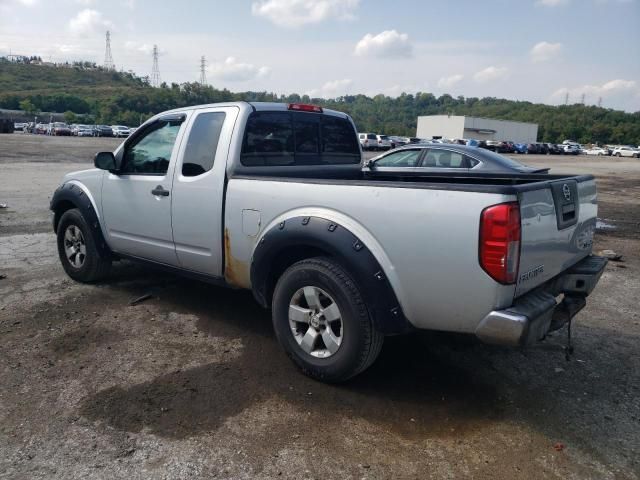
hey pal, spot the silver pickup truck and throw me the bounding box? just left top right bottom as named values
left=50, top=102, right=607, bottom=382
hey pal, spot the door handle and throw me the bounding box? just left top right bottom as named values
left=151, top=185, right=170, bottom=197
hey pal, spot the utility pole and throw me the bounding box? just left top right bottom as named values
left=151, top=45, right=161, bottom=87
left=104, top=31, right=114, bottom=70
left=199, top=56, right=207, bottom=86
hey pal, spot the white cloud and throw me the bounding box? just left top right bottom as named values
left=354, top=30, right=413, bottom=58
left=536, top=0, right=569, bottom=6
left=251, top=0, right=358, bottom=27
left=473, top=66, right=509, bottom=83
left=553, top=79, right=637, bottom=96
left=208, top=57, right=270, bottom=82
left=307, top=78, right=353, bottom=98
left=530, top=41, right=562, bottom=62
left=551, top=79, right=638, bottom=105
left=68, top=9, right=113, bottom=36
left=437, top=74, right=464, bottom=89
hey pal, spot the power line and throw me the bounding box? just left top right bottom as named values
left=199, top=55, right=207, bottom=86
left=104, top=30, right=114, bottom=70
left=151, top=45, right=161, bottom=87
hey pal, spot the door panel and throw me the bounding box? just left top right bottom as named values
left=171, top=106, right=239, bottom=276
left=101, top=114, right=190, bottom=264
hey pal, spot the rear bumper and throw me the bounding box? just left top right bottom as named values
left=475, top=255, right=607, bottom=346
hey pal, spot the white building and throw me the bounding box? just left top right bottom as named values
left=416, top=115, right=539, bottom=143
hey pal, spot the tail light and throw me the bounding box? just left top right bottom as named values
left=288, top=103, right=322, bottom=113
left=479, top=202, right=521, bottom=284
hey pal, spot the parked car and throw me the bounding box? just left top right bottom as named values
left=375, top=134, right=392, bottom=151
left=546, top=143, right=563, bottom=155
left=50, top=101, right=605, bottom=382
left=76, top=125, right=94, bottom=137
left=49, top=122, right=71, bottom=136
left=513, top=143, right=528, bottom=154
left=562, top=144, right=580, bottom=155
left=35, top=123, right=48, bottom=134
left=364, top=144, right=550, bottom=174
left=584, top=147, right=609, bottom=156
left=93, top=125, right=114, bottom=137
left=388, top=136, right=407, bottom=148
left=611, top=146, right=640, bottom=158
left=527, top=143, right=540, bottom=154
left=484, top=140, right=502, bottom=152
left=111, top=125, right=131, bottom=138
left=536, top=143, right=549, bottom=155
left=358, top=132, right=378, bottom=151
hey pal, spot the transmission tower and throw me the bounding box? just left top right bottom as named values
left=151, top=45, right=161, bottom=87
left=564, top=92, right=569, bottom=105
left=598, top=97, right=602, bottom=108
left=580, top=93, right=585, bottom=105
left=104, top=31, right=114, bottom=70
left=199, top=56, right=207, bottom=85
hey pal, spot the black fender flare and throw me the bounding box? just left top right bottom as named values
left=250, top=216, right=412, bottom=335
left=50, top=182, right=112, bottom=258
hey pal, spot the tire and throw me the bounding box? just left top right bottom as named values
left=272, top=257, right=384, bottom=382
left=56, top=208, right=111, bottom=282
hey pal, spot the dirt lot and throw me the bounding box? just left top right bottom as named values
left=1, top=133, right=639, bottom=479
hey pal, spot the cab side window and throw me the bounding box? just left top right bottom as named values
left=181, top=112, right=226, bottom=177
left=121, top=119, right=183, bottom=175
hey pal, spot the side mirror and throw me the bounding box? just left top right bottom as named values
left=94, top=151, right=116, bottom=171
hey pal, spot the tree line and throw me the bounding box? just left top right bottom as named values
left=1, top=60, right=638, bottom=144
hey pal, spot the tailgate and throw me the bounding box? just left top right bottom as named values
left=515, top=177, right=597, bottom=297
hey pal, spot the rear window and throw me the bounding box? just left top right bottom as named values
left=367, top=134, right=377, bottom=140
left=241, top=111, right=360, bottom=166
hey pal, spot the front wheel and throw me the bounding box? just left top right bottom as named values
left=57, top=208, right=111, bottom=282
left=272, top=257, right=384, bottom=382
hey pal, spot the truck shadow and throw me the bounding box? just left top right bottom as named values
left=79, top=263, right=501, bottom=442
left=78, top=263, right=637, bottom=469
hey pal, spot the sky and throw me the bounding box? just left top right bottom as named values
left=0, top=0, right=639, bottom=111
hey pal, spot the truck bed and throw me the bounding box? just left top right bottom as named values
left=225, top=170, right=597, bottom=334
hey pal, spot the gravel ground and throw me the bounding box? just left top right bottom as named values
left=0, top=134, right=639, bottom=479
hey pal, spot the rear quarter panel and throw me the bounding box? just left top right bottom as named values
left=225, top=178, right=516, bottom=333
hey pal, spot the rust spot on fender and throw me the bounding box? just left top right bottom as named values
left=224, top=228, right=250, bottom=289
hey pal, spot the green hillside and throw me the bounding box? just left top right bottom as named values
left=1, top=57, right=639, bottom=144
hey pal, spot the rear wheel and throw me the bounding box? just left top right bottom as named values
left=57, top=208, right=111, bottom=282
left=272, top=257, right=384, bottom=382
